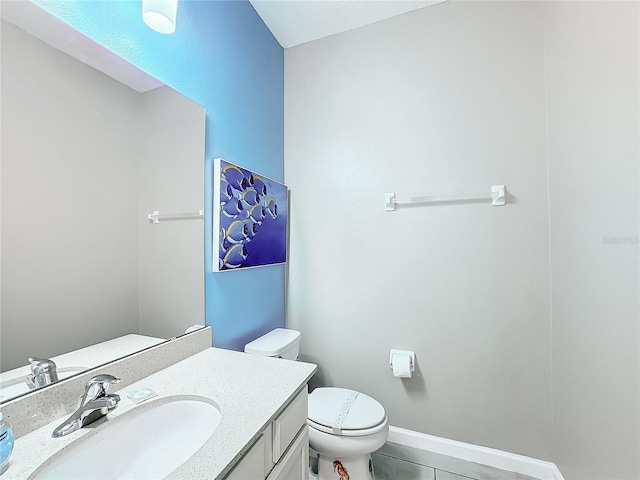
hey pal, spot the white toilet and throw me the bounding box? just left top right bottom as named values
left=245, top=328, right=389, bottom=480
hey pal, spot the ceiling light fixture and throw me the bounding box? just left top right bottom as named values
left=142, top=0, right=178, bottom=34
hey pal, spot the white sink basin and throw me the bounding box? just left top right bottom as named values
left=30, top=397, right=221, bottom=479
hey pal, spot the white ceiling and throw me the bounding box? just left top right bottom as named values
left=249, top=0, right=447, bottom=49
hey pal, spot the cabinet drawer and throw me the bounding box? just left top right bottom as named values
left=272, top=386, right=308, bottom=463
left=267, top=426, right=309, bottom=480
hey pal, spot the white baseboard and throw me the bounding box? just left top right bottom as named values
left=387, top=426, right=564, bottom=480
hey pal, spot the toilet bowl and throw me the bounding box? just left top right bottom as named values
left=308, top=387, right=388, bottom=480
left=244, top=329, right=389, bottom=480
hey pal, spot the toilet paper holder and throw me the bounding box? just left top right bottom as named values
left=389, top=349, right=415, bottom=374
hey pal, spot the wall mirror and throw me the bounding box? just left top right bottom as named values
left=0, top=2, right=206, bottom=403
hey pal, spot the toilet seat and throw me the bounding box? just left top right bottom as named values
left=308, top=387, right=387, bottom=437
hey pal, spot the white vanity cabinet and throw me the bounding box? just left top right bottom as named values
left=225, top=386, right=309, bottom=480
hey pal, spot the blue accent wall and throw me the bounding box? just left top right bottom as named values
left=35, top=0, right=285, bottom=350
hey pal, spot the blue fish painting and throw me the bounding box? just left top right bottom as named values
left=213, top=158, right=288, bottom=272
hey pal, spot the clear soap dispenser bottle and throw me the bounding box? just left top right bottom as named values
left=0, top=412, right=14, bottom=475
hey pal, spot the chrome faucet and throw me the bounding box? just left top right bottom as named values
left=52, top=374, right=121, bottom=438
left=27, top=357, right=59, bottom=388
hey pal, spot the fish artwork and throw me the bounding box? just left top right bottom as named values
left=222, top=164, right=249, bottom=191
left=247, top=204, right=266, bottom=225
left=242, top=219, right=258, bottom=242
left=224, top=220, right=248, bottom=244
left=264, top=197, right=278, bottom=219
left=333, top=460, right=350, bottom=480
left=213, top=159, right=287, bottom=271
left=252, top=176, right=267, bottom=196
left=220, top=244, right=247, bottom=269
left=241, top=189, right=261, bottom=208
left=221, top=199, right=243, bottom=217
left=219, top=179, right=234, bottom=202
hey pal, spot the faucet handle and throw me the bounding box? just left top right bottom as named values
left=82, top=374, right=121, bottom=403
left=87, top=374, right=120, bottom=387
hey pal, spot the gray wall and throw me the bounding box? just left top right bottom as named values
left=545, top=2, right=640, bottom=479
left=1, top=22, right=205, bottom=371
left=285, top=1, right=639, bottom=475
left=285, top=1, right=553, bottom=461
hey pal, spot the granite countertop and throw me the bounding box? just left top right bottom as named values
left=5, top=347, right=317, bottom=479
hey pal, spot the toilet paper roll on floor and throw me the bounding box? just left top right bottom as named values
left=389, top=349, right=415, bottom=378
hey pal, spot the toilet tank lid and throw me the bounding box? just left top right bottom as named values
left=308, top=387, right=386, bottom=431
left=244, top=328, right=301, bottom=356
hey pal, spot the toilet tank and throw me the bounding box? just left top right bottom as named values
left=244, top=328, right=301, bottom=360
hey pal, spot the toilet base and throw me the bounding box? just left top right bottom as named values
left=317, top=454, right=375, bottom=480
